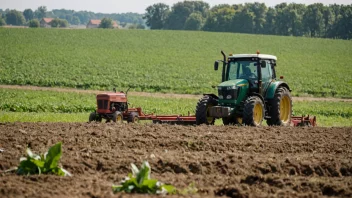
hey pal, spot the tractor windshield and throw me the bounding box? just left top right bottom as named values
left=228, top=60, right=258, bottom=81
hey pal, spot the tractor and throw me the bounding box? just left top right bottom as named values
left=89, top=88, right=140, bottom=123
left=196, top=51, right=293, bottom=126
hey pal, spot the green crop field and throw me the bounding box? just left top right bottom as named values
left=0, top=88, right=351, bottom=126
left=0, top=28, right=351, bottom=97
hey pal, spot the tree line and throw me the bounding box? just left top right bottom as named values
left=0, top=6, right=145, bottom=28
left=144, top=1, right=352, bottom=40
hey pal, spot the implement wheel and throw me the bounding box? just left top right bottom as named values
left=243, top=96, right=264, bottom=126
left=112, top=111, right=123, bottom=123
left=267, top=87, right=292, bottom=126
left=196, top=95, right=217, bottom=125
left=127, top=112, right=139, bottom=123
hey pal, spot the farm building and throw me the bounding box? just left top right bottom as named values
left=40, top=18, right=53, bottom=28
left=86, top=19, right=119, bottom=29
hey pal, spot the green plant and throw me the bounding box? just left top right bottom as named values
left=16, top=142, right=71, bottom=176
left=112, top=161, right=176, bottom=194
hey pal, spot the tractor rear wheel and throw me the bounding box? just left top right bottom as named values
left=196, top=95, right=217, bottom=125
left=267, top=87, right=292, bottom=126
left=112, top=111, right=123, bottom=123
left=127, top=112, right=139, bottom=123
left=243, top=96, right=264, bottom=126
left=89, top=112, right=96, bottom=122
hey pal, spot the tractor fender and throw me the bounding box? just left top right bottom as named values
left=265, top=81, right=291, bottom=99
left=202, top=94, right=219, bottom=100
left=249, top=93, right=266, bottom=106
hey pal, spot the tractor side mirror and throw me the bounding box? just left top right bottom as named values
left=214, top=61, right=219, bottom=71
left=260, top=61, right=267, bottom=68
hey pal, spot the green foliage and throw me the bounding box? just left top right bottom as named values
left=17, top=142, right=71, bottom=176
left=144, top=3, right=170, bottom=29
left=99, top=18, right=113, bottom=29
left=28, top=19, right=40, bottom=28
left=112, top=161, right=176, bottom=194
left=0, top=17, right=5, bottom=26
left=23, top=9, right=34, bottom=21
left=51, top=18, right=69, bottom=28
left=184, top=12, right=204, bottom=30
left=5, top=10, right=25, bottom=25
left=0, top=28, right=351, bottom=97
left=35, top=6, right=47, bottom=19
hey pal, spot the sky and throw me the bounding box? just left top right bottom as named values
left=0, top=0, right=350, bottom=14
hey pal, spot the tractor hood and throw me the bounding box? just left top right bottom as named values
left=218, top=79, right=249, bottom=88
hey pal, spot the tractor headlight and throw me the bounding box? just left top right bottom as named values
left=226, top=95, right=232, bottom=99
left=226, top=85, right=236, bottom=90
left=219, top=95, right=223, bottom=99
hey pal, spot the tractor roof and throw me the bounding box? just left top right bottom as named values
left=229, top=54, right=277, bottom=60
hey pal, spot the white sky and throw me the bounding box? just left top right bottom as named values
left=0, top=0, right=350, bottom=14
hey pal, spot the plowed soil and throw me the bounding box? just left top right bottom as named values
left=0, top=123, right=351, bottom=198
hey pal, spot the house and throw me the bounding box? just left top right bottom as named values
left=40, top=18, right=53, bottom=28
left=86, top=19, right=119, bottom=29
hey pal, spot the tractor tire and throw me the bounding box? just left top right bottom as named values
left=89, top=112, right=96, bottom=122
left=267, top=87, right=292, bottom=126
left=127, top=112, right=139, bottom=123
left=243, top=96, right=265, bottom=126
left=112, top=111, right=123, bottom=123
left=196, top=95, right=217, bottom=125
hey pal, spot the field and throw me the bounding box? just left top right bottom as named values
left=0, top=123, right=351, bottom=197
left=0, top=28, right=351, bottom=97
left=0, top=87, right=351, bottom=126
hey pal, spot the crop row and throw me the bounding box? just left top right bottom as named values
left=0, top=29, right=351, bottom=97
left=0, top=88, right=351, bottom=126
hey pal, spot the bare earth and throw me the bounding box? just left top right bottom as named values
left=0, top=123, right=351, bottom=197
left=0, top=85, right=351, bottom=102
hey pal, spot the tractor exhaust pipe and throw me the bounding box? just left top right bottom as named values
left=221, top=50, right=227, bottom=82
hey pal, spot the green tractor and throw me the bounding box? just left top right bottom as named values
left=196, top=51, right=292, bottom=126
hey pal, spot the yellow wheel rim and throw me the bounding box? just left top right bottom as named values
left=133, top=116, right=139, bottom=123
left=280, top=95, right=291, bottom=123
left=253, top=103, right=263, bottom=125
left=237, top=117, right=243, bottom=124
left=206, top=104, right=214, bottom=124
left=117, top=115, right=122, bottom=122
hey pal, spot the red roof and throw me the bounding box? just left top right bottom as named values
left=42, top=18, right=53, bottom=23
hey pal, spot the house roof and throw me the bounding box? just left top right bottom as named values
left=42, top=18, right=53, bottom=23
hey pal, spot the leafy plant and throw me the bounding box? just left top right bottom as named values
left=112, top=161, right=176, bottom=194
left=16, top=142, right=71, bottom=176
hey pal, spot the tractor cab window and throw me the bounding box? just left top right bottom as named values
left=228, top=60, right=258, bottom=81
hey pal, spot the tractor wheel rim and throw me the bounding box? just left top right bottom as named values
left=133, top=117, right=139, bottom=123
left=237, top=117, right=243, bottom=124
left=280, top=96, right=290, bottom=123
left=253, top=103, right=263, bottom=125
left=117, top=115, right=122, bottom=122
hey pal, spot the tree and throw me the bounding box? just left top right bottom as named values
left=184, top=12, right=204, bottom=30
left=50, top=18, right=69, bottom=28
left=28, top=19, right=40, bottom=27
left=99, top=18, right=113, bottom=28
left=23, top=9, right=34, bottom=21
left=203, top=4, right=235, bottom=32
left=0, top=17, right=6, bottom=26
left=303, top=4, right=324, bottom=37
left=143, top=3, right=169, bottom=29
left=71, top=16, right=80, bottom=25
left=5, top=10, right=25, bottom=25
left=263, top=7, right=277, bottom=35
left=165, top=1, right=210, bottom=30
left=35, top=6, right=47, bottom=19
left=231, top=8, right=255, bottom=33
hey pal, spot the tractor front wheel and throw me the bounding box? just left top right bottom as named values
left=89, top=112, right=96, bottom=122
left=267, top=87, right=292, bottom=126
left=196, top=96, right=217, bottom=125
left=243, top=96, right=264, bottom=126
left=112, top=111, right=123, bottom=123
